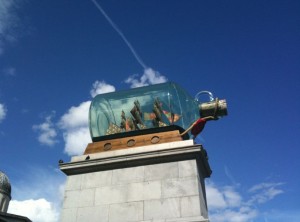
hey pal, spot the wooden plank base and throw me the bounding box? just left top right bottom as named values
left=84, top=130, right=183, bottom=154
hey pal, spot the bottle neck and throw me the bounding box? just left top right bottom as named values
left=199, top=99, right=227, bottom=118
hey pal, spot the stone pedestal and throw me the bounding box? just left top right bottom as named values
left=60, top=140, right=211, bottom=222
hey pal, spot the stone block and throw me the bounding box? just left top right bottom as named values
left=165, top=216, right=209, bottom=222
left=81, top=171, right=112, bottom=189
left=145, top=162, right=178, bottom=181
left=95, top=185, right=127, bottom=205
left=180, top=195, right=201, bottom=217
left=127, top=181, right=161, bottom=201
left=63, top=189, right=95, bottom=208
left=178, top=160, right=198, bottom=178
left=140, top=217, right=209, bottom=222
left=109, top=201, right=143, bottom=222
left=63, top=190, right=79, bottom=209
left=112, top=166, right=144, bottom=185
left=78, top=189, right=95, bottom=208
left=60, top=208, right=77, bottom=222
left=162, top=177, right=199, bottom=198
left=141, top=220, right=165, bottom=222
left=77, top=205, right=109, bottom=222
left=65, top=175, right=82, bottom=191
left=144, top=198, right=180, bottom=220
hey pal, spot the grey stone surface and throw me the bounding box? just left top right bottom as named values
left=165, top=216, right=209, bottom=222
left=145, top=162, right=178, bottom=181
left=60, top=141, right=211, bottom=222
left=141, top=220, right=165, bottom=222
left=109, top=202, right=143, bottom=222
left=65, top=175, right=82, bottom=191
left=199, top=194, right=208, bottom=218
left=112, top=166, right=144, bottom=185
left=127, top=181, right=161, bottom=201
left=180, top=196, right=201, bottom=217
left=63, top=190, right=79, bottom=209
left=60, top=140, right=210, bottom=176
left=144, top=198, right=181, bottom=220
left=140, top=218, right=209, bottom=222
left=197, top=179, right=208, bottom=218
left=95, top=185, right=127, bottom=205
left=162, top=177, right=199, bottom=198
left=64, top=189, right=95, bottom=208
left=81, top=171, right=112, bottom=189
left=77, top=205, right=109, bottom=222
left=60, top=208, right=77, bottom=222
left=178, top=160, right=198, bottom=178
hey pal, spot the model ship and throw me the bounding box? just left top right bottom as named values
left=105, top=98, right=181, bottom=135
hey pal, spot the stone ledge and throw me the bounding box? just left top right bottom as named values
left=59, top=141, right=211, bottom=177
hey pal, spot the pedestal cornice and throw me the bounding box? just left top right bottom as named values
left=59, top=140, right=212, bottom=177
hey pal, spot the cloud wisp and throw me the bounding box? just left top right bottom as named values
left=90, top=0, right=147, bottom=69
left=90, top=0, right=168, bottom=89
left=2, top=67, right=16, bottom=76
left=90, top=80, right=115, bottom=98
left=206, top=181, right=284, bottom=222
left=0, top=103, right=7, bottom=123
left=125, top=67, right=168, bottom=88
left=0, top=0, right=21, bottom=55
left=248, top=182, right=284, bottom=204
left=33, top=113, right=58, bottom=146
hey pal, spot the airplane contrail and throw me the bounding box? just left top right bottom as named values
left=90, top=0, right=148, bottom=69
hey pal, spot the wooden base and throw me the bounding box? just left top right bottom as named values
left=84, top=130, right=183, bottom=155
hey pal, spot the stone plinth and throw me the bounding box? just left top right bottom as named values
left=60, top=140, right=211, bottom=222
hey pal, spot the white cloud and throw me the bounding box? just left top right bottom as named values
left=59, top=81, right=117, bottom=156
left=206, top=181, right=283, bottom=222
left=206, top=184, right=242, bottom=210
left=62, top=127, right=91, bottom=156
left=0, top=103, right=7, bottom=123
left=59, top=101, right=91, bottom=156
left=33, top=114, right=58, bottom=146
left=8, top=199, right=59, bottom=222
left=206, top=183, right=227, bottom=209
left=59, top=101, right=90, bottom=130
left=206, top=182, right=257, bottom=222
left=8, top=167, right=65, bottom=222
left=125, top=67, right=168, bottom=88
left=90, top=80, right=115, bottom=97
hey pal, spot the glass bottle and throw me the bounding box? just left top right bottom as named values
left=89, top=82, right=226, bottom=141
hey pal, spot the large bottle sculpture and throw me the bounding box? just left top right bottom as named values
left=89, top=82, right=227, bottom=142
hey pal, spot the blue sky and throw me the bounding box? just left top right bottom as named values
left=0, top=0, right=299, bottom=221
